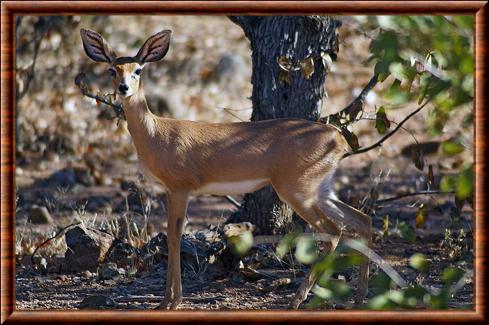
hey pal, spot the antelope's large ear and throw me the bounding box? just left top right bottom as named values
left=80, top=28, right=116, bottom=63
left=135, top=30, right=171, bottom=64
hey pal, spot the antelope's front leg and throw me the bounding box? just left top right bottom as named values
left=158, top=192, right=189, bottom=310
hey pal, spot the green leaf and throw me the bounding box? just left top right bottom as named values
left=440, top=175, right=456, bottom=192
left=418, top=72, right=432, bottom=104
left=398, top=221, right=416, bottom=243
left=427, top=79, right=451, bottom=99
left=228, top=231, right=253, bottom=256
left=456, top=164, right=474, bottom=200
left=314, top=279, right=352, bottom=300
left=385, top=79, right=410, bottom=105
left=367, top=293, right=399, bottom=310
left=294, top=236, right=318, bottom=264
left=385, top=290, right=405, bottom=305
left=368, top=272, right=394, bottom=294
left=409, top=253, right=429, bottom=272
left=389, top=62, right=416, bottom=84
left=332, top=253, right=366, bottom=271
left=312, top=252, right=337, bottom=275
left=424, top=289, right=451, bottom=309
left=375, top=106, right=391, bottom=134
left=374, top=60, right=391, bottom=82
left=404, top=285, right=428, bottom=300
left=441, top=140, right=465, bottom=155
left=442, top=267, right=465, bottom=285
left=276, top=231, right=300, bottom=259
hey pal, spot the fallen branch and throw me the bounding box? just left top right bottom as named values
left=31, top=222, right=82, bottom=266
left=114, top=295, right=226, bottom=303
left=376, top=190, right=456, bottom=205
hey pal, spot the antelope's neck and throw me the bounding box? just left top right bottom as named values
left=122, top=88, right=158, bottom=142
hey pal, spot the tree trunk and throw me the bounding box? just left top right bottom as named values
left=228, top=16, right=341, bottom=235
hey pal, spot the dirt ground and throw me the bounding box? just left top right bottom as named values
left=14, top=15, right=473, bottom=310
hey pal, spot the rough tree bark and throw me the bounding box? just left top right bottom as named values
left=227, top=16, right=341, bottom=235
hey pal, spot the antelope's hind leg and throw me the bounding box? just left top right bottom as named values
left=271, top=182, right=342, bottom=309
left=325, top=198, right=372, bottom=302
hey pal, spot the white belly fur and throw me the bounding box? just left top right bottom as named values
left=194, top=179, right=269, bottom=195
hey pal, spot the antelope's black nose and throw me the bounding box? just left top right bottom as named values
left=118, top=84, right=129, bottom=94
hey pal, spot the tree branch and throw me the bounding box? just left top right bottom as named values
left=223, top=195, right=241, bottom=209
left=320, top=74, right=378, bottom=126
left=74, top=72, right=125, bottom=121
left=376, top=190, right=456, bottom=205
left=17, top=17, right=63, bottom=100
left=342, top=98, right=432, bottom=159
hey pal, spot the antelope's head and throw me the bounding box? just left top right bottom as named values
left=80, top=28, right=171, bottom=99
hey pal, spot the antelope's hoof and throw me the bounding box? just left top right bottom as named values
left=156, top=296, right=182, bottom=310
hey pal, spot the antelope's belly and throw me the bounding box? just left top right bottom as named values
left=193, top=179, right=269, bottom=195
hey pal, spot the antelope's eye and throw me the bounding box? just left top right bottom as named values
left=135, top=68, right=142, bottom=75
left=108, top=68, right=116, bottom=77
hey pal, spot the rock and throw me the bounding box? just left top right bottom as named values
left=48, top=168, right=76, bottom=188
left=142, top=232, right=207, bottom=273
left=105, top=239, right=139, bottom=267
left=81, top=270, right=93, bottom=279
left=98, top=262, right=125, bottom=280
left=29, top=205, right=53, bottom=224
left=78, top=295, right=119, bottom=309
left=101, top=279, right=117, bottom=286
left=64, top=226, right=114, bottom=272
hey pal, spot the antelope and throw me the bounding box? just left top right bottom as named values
left=80, top=28, right=372, bottom=310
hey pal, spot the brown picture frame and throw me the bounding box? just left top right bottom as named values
left=1, top=1, right=487, bottom=323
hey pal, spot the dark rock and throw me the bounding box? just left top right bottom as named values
left=48, top=168, right=76, bottom=188
left=64, top=226, right=114, bottom=272
left=141, top=232, right=207, bottom=271
left=78, top=295, right=119, bottom=309
left=29, top=205, right=54, bottom=224
left=105, top=239, right=139, bottom=267
left=98, top=262, right=125, bottom=280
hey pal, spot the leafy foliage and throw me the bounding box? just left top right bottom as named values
left=275, top=233, right=469, bottom=310
left=365, top=16, right=473, bottom=118
left=358, top=15, right=474, bottom=206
